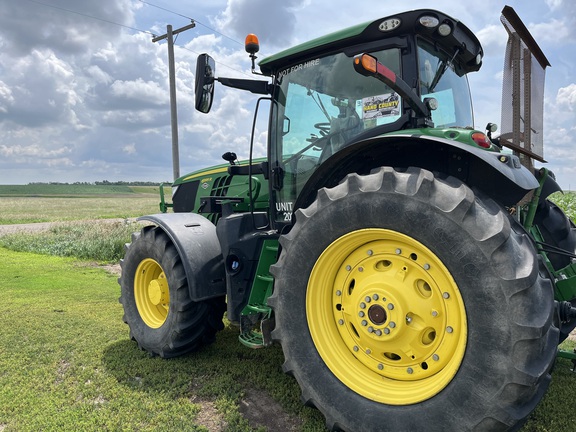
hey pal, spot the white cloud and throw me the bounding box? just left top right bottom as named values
left=215, top=0, right=308, bottom=48
left=0, top=144, right=71, bottom=158
left=476, top=24, right=507, bottom=57
left=110, top=78, right=168, bottom=105
left=0, top=80, right=14, bottom=112
left=529, top=19, right=572, bottom=44
left=557, top=84, right=576, bottom=111
left=122, top=143, right=137, bottom=155
left=546, top=0, right=563, bottom=10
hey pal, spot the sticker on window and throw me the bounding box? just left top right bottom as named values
left=357, top=93, right=401, bottom=128
left=361, top=93, right=400, bottom=118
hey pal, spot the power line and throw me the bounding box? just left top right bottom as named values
left=24, top=0, right=155, bottom=37
left=137, top=0, right=244, bottom=47
left=138, top=0, right=192, bottom=21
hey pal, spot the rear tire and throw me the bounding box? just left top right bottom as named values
left=534, top=199, right=576, bottom=270
left=119, top=225, right=225, bottom=358
left=534, top=198, right=576, bottom=341
left=269, top=167, right=558, bottom=431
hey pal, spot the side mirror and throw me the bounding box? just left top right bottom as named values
left=195, top=54, right=216, bottom=113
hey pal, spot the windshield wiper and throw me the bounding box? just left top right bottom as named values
left=429, top=47, right=461, bottom=92
left=307, top=88, right=331, bottom=121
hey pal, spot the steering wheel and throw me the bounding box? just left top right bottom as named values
left=314, top=122, right=331, bottom=137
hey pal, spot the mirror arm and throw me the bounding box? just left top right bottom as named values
left=216, top=77, right=272, bottom=95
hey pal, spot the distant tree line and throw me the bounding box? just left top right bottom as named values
left=28, top=181, right=168, bottom=186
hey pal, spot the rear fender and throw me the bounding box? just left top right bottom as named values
left=294, top=134, right=539, bottom=212
left=138, top=213, right=226, bottom=301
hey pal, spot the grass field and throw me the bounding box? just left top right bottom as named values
left=0, top=184, right=160, bottom=224
left=1, top=185, right=576, bottom=431
left=0, top=184, right=159, bottom=196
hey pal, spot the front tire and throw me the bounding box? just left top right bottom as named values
left=269, top=167, right=558, bottom=431
left=119, top=225, right=225, bottom=358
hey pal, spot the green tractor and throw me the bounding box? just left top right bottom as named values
left=119, top=8, right=576, bottom=431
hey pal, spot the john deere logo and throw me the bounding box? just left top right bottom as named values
left=201, top=182, right=209, bottom=189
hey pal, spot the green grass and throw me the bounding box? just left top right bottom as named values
left=1, top=249, right=576, bottom=431
left=0, top=248, right=325, bottom=431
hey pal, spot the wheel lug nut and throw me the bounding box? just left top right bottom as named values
left=358, top=311, right=365, bottom=317
left=375, top=329, right=382, bottom=336
left=358, top=267, right=364, bottom=272
left=336, top=290, right=342, bottom=296
left=443, top=292, right=450, bottom=299
left=361, top=320, right=368, bottom=326
left=406, top=315, right=412, bottom=323
left=366, top=349, right=371, bottom=355
left=378, top=364, right=384, bottom=370
left=407, top=368, right=413, bottom=374
left=365, top=296, right=372, bottom=303
left=360, top=302, right=366, bottom=309
left=389, top=321, right=396, bottom=328
left=433, top=354, right=439, bottom=361
left=373, top=294, right=379, bottom=301
left=446, top=326, right=453, bottom=333
left=387, top=303, right=394, bottom=310
left=431, top=310, right=438, bottom=317
left=346, top=265, right=352, bottom=271
left=395, top=248, right=402, bottom=255
left=423, top=263, right=430, bottom=270
left=367, top=326, right=374, bottom=333
left=353, top=346, right=359, bottom=352
left=338, top=319, right=344, bottom=325
left=384, top=328, right=390, bottom=335
left=367, top=249, right=373, bottom=256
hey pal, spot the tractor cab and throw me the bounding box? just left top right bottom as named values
left=261, top=12, right=483, bottom=223
left=195, top=9, right=500, bottom=228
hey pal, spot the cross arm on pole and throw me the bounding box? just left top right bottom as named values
left=152, top=21, right=196, bottom=43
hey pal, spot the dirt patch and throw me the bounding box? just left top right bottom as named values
left=101, top=263, right=121, bottom=276
left=239, top=389, right=303, bottom=432
left=191, top=399, right=226, bottom=432
left=0, top=221, right=57, bottom=236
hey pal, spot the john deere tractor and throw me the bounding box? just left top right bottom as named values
left=119, top=8, right=576, bottom=431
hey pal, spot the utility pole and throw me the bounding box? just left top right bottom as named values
left=152, top=21, right=196, bottom=181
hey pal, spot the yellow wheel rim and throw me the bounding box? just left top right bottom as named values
left=307, top=229, right=467, bottom=405
left=134, top=258, right=170, bottom=328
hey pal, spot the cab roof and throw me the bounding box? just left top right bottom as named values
left=258, top=9, right=483, bottom=76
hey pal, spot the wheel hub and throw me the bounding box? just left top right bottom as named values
left=148, top=276, right=167, bottom=306
left=307, top=229, right=467, bottom=404
left=368, top=304, right=387, bottom=325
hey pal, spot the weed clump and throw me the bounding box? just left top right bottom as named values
left=0, top=220, right=141, bottom=262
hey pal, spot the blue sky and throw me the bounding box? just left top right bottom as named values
left=0, top=0, right=575, bottom=189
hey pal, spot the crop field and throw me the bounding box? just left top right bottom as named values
left=0, top=183, right=158, bottom=197
left=0, top=184, right=161, bottom=224
left=0, top=186, right=576, bottom=431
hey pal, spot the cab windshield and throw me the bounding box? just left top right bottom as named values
left=271, top=41, right=474, bottom=223
left=272, top=48, right=401, bottom=222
